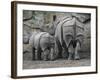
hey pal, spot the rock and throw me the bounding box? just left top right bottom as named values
left=23, top=24, right=31, bottom=44
left=23, top=10, right=33, bottom=20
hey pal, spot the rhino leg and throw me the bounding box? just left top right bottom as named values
left=35, top=49, right=38, bottom=60
left=55, top=42, right=59, bottom=59
left=49, top=48, right=55, bottom=61
left=32, top=47, right=35, bottom=60
left=42, top=49, right=49, bottom=61
left=74, top=41, right=80, bottom=60
left=55, top=38, right=62, bottom=58
left=35, top=48, right=41, bottom=60
left=62, top=47, right=68, bottom=59
left=68, top=44, right=74, bottom=60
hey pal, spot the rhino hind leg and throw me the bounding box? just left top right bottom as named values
left=68, top=44, right=74, bottom=60
left=32, top=47, right=35, bottom=60
left=35, top=48, right=41, bottom=60
left=49, top=48, right=55, bottom=61
left=42, top=49, right=49, bottom=61
left=35, top=49, right=38, bottom=60
left=74, top=41, right=81, bottom=60
left=62, top=47, right=69, bottom=59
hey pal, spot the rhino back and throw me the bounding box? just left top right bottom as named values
left=33, top=32, right=47, bottom=48
left=55, top=17, right=73, bottom=46
left=40, top=33, right=53, bottom=51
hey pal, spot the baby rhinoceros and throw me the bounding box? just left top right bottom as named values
left=29, top=32, right=55, bottom=61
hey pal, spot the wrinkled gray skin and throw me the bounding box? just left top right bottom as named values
left=53, top=16, right=84, bottom=60
left=29, top=31, right=55, bottom=61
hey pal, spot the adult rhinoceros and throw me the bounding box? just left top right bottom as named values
left=29, top=31, right=55, bottom=61
left=55, top=16, right=84, bottom=60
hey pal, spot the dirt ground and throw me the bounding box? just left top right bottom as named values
left=23, top=52, right=91, bottom=69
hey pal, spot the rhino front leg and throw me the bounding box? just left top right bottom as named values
left=55, top=38, right=62, bottom=58
left=74, top=41, right=80, bottom=60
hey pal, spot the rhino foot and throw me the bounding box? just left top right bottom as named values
left=74, top=54, right=80, bottom=60
left=68, top=53, right=74, bottom=60
left=42, top=57, right=48, bottom=61
left=74, top=57, right=80, bottom=60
